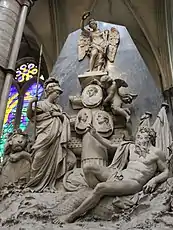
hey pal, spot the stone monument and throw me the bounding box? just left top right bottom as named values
left=0, top=11, right=173, bottom=230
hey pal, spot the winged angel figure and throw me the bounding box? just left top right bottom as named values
left=78, top=11, right=120, bottom=72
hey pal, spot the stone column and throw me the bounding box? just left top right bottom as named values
left=0, top=0, right=35, bottom=136
left=0, top=0, right=23, bottom=97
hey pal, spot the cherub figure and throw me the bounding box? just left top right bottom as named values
left=100, top=75, right=137, bottom=123
left=78, top=11, right=120, bottom=72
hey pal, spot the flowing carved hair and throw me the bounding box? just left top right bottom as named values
left=138, top=126, right=157, bottom=146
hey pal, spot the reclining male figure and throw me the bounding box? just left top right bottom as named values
left=61, top=126, right=169, bottom=223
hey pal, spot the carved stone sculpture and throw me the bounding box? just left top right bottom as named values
left=26, top=77, right=76, bottom=192
left=75, top=109, right=113, bottom=169
left=99, top=75, right=137, bottom=123
left=60, top=125, right=169, bottom=223
left=81, top=84, right=103, bottom=108
left=1, top=12, right=173, bottom=230
left=74, top=81, right=114, bottom=169
left=0, top=129, right=32, bottom=188
left=139, top=111, right=152, bottom=127
left=78, top=11, right=120, bottom=72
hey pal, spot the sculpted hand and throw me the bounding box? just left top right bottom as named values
left=143, top=179, right=157, bottom=194
left=30, top=96, right=38, bottom=104
left=82, top=11, right=90, bottom=20
left=51, top=111, right=64, bottom=120
left=103, top=100, right=108, bottom=106
left=63, top=112, right=70, bottom=119
left=87, top=125, right=98, bottom=138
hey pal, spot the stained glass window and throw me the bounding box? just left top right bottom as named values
left=0, top=85, right=19, bottom=157
left=0, top=61, right=45, bottom=157
left=15, top=62, right=44, bottom=83
left=19, top=83, right=43, bottom=131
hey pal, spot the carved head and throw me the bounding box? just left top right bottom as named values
left=44, top=77, right=63, bottom=100
left=4, top=129, right=31, bottom=154
left=89, top=18, right=97, bottom=30
left=87, top=86, right=98, bottom=97
left=78, top=112, right=88, bottom=123
left=97, top=113, right=109, bottom=125
left=136, top=126, right=156, bottom=147
left=100, top=75, right=112, bottom=88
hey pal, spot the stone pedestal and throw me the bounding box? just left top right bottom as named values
left=78, top=71, right=107, bottom=88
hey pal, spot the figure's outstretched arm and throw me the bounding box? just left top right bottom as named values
left=89, top=126, right=118, bottom=150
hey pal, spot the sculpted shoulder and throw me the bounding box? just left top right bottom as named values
left=154, top=147, right=166, bottom=162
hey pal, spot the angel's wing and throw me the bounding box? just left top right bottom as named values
left=107, top=27, right=120, bottom=62
left=78, top=31, right=90, bottom=61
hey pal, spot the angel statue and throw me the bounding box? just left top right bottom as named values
left=78, top=11, right=120, bottom=72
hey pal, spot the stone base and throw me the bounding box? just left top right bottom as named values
left=0, top=159, right=30, bottom=188
left=78, top=71, right=107, bottom=88
left=0, top=180, right=172, bottom=229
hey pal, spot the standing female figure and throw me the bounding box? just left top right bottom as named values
left=27, top=77, right=76, bottom=192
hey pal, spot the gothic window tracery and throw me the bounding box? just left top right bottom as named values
left=0, top=60, right=45, bottom=157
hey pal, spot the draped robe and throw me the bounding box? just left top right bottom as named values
left=27, top=100, right=71, bottom=192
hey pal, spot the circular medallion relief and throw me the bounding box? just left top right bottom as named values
left=75, top=108, right=92, bottom=134
left=93, top=110, right=114, bottom=137
left=81, top=84, right=103, bottom=108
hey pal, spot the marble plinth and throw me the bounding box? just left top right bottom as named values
left=78, top=71, right=107, bottom=88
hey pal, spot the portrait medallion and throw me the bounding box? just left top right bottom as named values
left=92, top=110, right=114, bottom=137
left=75, top=108, right=92, bottom=134
left=81, top=84, right=103, bottom=108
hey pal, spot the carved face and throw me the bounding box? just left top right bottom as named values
left=79, top=113, right=88, bottom=123
left=45, top=82, right=62, bottom=101
left=10, top=134, right=27, bottom=152
left=135, top=131, right=150, bottom=147
left=87, top=87, right=98, bottom=97
left=89, top=20, right=97, bottom=30
left=97, top=113, right=109, bottom=125
left=82, top=84, right=103, bottom=108
left=49, top=89, right=61, bottom=101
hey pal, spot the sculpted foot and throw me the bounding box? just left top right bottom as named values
left=22, top=187, right=34, bottom=193
left=65, top=213, right=78, bottom=223
left=126, top=115, right=131, bottom=123
left=53, top=213, right=77, bottom=224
